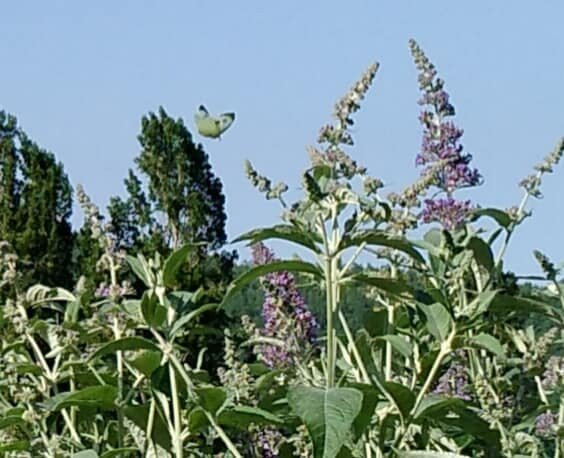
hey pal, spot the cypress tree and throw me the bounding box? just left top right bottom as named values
left=0, top=111, right=74, bottom=290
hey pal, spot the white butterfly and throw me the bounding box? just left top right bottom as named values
left=194, top=105, right=235, bottom=139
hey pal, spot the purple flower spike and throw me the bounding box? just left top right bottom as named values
left=410, top=39, right=482, bottom=230
left=251, top=242, right=317, bottom=368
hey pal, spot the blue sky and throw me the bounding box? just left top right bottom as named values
left=1, top=1, right=563, bottom=275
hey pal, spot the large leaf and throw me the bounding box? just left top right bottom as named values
left=72, top=451, right=98, bottom=458
left=0, top=441, right=29, bottom=452
left=196, top=387, right=228, bottom=416
left=288, top=386, right=363, bottom=458
left=468, top=290, right=499, bottom=319
left=232, top=224, right=321, bottom=253
left=348, top=383, right=380, bottom=440
left=89, top=337, right=159, bottom=361
left=383, top=382, right=415, bottom=420
left=141, top=291, right=167, bottom=328
left=100, top=449, right=139, bottom=458
left=339, top=230, right=425, bottom=264
left=51, top=385, right=117, bottom=411
left=218, top=405, right=283, bottom=429
left=471, top=208, right=512, bottom=228
left=162, top=244, right=201, bottom=287
left=398, top=452, right=469, bottom=458
left=376, top=335, right=413, bottom=358
left=419, top=303, right=452, bottom=342
left=126, top=255, right=154, bottom=287
left=130, top=350, right=163, bottom=377
left=413, top=395, right=463, bottom=421
left=169, top=303, right=217, bottom=339
left=469, top=333, right=505, bottom=357
left=489, top=294, right=556, bottom=318
left=347, top=274, right=416, bottom=300
left=124, top=404, right=171, bottom=451
left=220, top=260, right=321, bottom=308
left=467, top=236, right=494, bottom=271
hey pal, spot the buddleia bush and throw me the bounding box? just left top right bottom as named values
left=0, top=40, right=562, bottom=457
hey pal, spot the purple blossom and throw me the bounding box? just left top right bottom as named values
left=251, top=243, right=317, bottom=368
left=535, top=411, right=557, bottom=437
left=410, top=39, right=482, bottom=230
left=432, top=361, right=472, bottom=401
left=255, top=427, right=282, bottom=457
left=420, top=198, right=472, bottom=230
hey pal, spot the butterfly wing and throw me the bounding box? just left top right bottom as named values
left=217, top=113, right=235, bottom=135
left=195, top=105, right=221, bottom=138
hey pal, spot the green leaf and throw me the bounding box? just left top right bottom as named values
left=467, top=236, right=494, bottom=271
left=196, top=387, right=227, bottom=416
left=339, top=230, right=425, bottom=264
left=383, top=382, right=415, bottom=419
left=220, top=260, right=321, bottom=308
left=141, top=291, right=167, bottom=328
left=469, top=290, right=499, bottom=319
left=419, top=303, right=452, bottom=342
left=51, top=385, right=117, bottom=411
left=0, top=441, right=30, bottom=452
left=169, top=303, right=217, bottom=339
left=472, top=208, right=512, bottom=228
left=72, top=451, right=99, bottom=458
left=232, top=224, right=321, bottom=253
left=89, top=337, right=159, bottom=361
left=187, top=406, right=209, bottom=432
left=413, top=395, right=462, bottom=420
left=489, top=294, right=556, bottom=318
left=348, top=383, right=380, bottom=440
left=469, top=333, right=505, bottom=357
left=100, top=448, right=139, bottom=458
left=217, top=405, right=283, bottom=429
left=126, top=255, right=153, bottom=287
left=162, top=244, right=199, bottom=287
left=347, top=274, right=416, bottom=300
left=130, top=350, right=162, bottom=377
left=0, top=416, right=25, bottom=430
left=288, top=386, right=363, bottom=458
left=124, top=404, right=172, bottom=451
left=398, top=452, right=469, bottom=458
left=376, top=335, right=413, bottom=358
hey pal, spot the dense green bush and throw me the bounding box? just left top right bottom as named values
left=0, top=40, right=562, bottom=457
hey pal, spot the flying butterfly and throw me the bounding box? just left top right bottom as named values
left=194, top=105, right=235, bottom=139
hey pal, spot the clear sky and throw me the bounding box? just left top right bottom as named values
left=1, top=1, right=563, bottom=275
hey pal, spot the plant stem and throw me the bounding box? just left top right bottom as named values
left=385, top=302, right=394, bottom=381
left=325, top=255, right=336, bottom=389
left=169, top=363, right=184, bottom=457
left=205, top=411, right=243, bottom=458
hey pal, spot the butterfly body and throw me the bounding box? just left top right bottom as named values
left=194, top=105, right=235, bottom=139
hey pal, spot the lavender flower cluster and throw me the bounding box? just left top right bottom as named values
left=432, top=359, right=472, bottom=401
left=409, top=39, right=482, bottom=230
left=251, top=243, right=317, bottom=368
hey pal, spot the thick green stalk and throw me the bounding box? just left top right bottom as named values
left=325, top=255, right=336, bottom=388
left=169, top=363, right=183, bottom=457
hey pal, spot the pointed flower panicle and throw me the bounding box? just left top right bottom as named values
left=244, top=160, right=288, bottom=202
left=314, top=63, right=379, bottom=180
left=409, top=39, right=482, bottom=230
left=519, top=137, right=564, bottom=198
left=251, top=243, right=317, bottom=368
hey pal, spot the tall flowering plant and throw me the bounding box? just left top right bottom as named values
left=222, top=39, right=564, bottom=458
